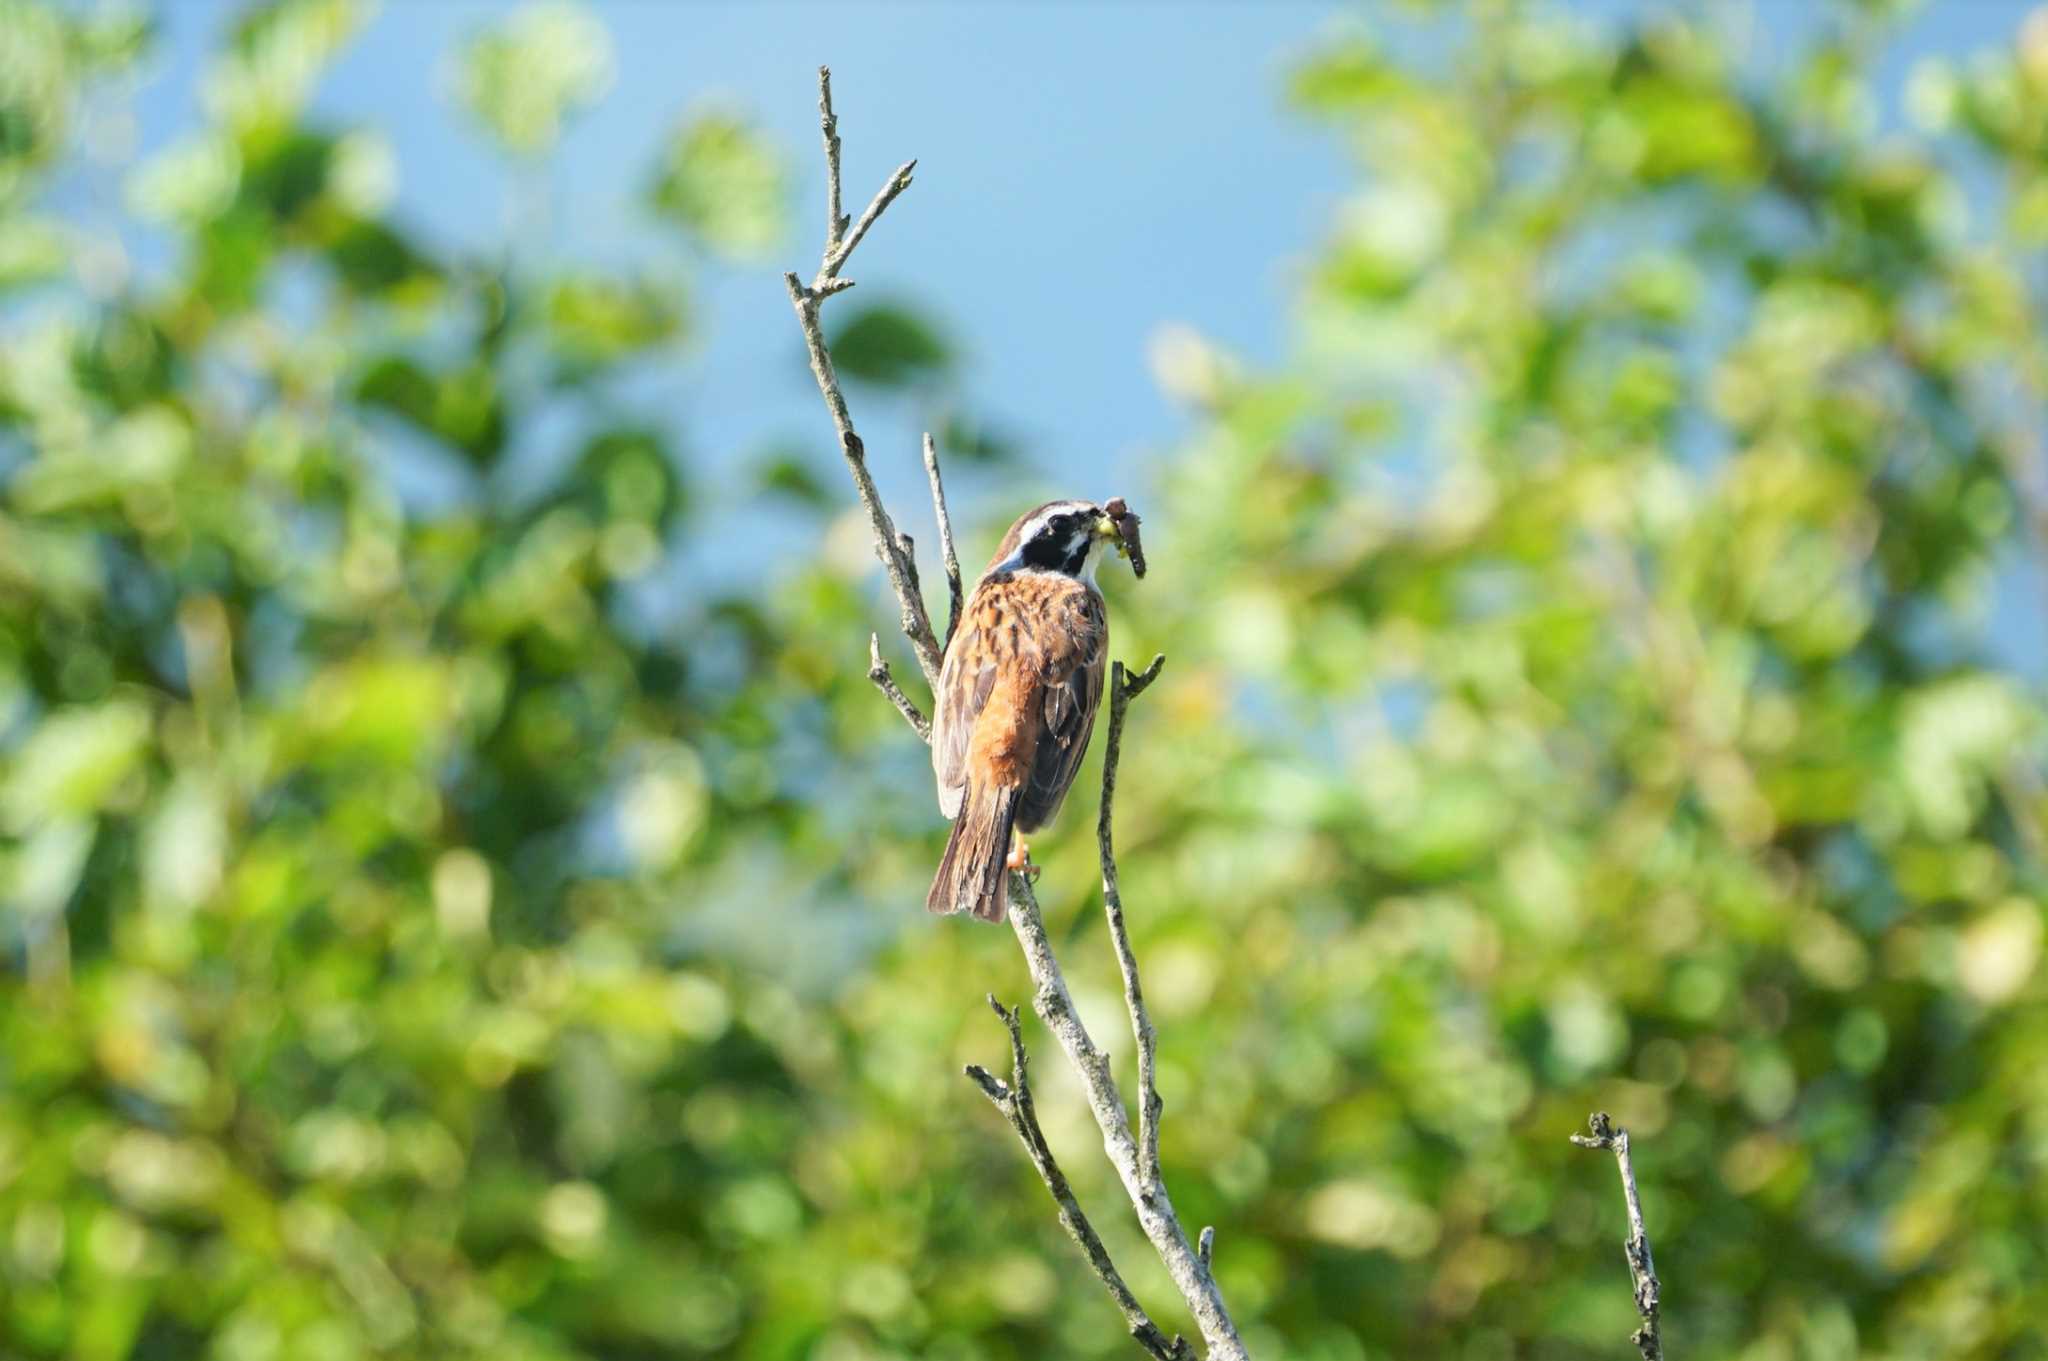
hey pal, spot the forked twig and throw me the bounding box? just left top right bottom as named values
left=993, top=870, right=1244, bottom=1359
left=869, top=633, right=930, bottom=740
left=1572, top=1112, right=1664, bottom=1361
left=784, top=68, right=942, bottom=691
left=989, top=654, right=1244, bottom=1359
left=967, top=996, right=1192, bottom=1361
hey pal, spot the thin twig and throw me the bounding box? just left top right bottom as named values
left=783, top=320, right=945, bottom=688
left=828, top=158, right=917, bottom=279
left=1100, top=655, right=1168, bottom=1175
left=1571, top=1112, right=1664, bottom=1361
left=923, top=432, right=964, bottom=646
left=966, top=997, right=1191, bottom=1361
left=869, top=633, right=930, bottom=740
left=896, top=531, right=921, bottom=597
left=817, top=66, right=848, bottom=255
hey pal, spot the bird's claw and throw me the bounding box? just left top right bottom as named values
left=1005, top=840, right=1039, bottom=879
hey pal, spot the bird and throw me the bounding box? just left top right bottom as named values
left=927, top=496, right=1146, bottom=922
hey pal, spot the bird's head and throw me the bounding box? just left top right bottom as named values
left=988, top=497, right=1146, bottom=582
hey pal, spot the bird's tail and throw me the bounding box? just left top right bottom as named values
left=926, top=783, right=1019, bottom=923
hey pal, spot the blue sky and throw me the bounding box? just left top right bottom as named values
left=129, top=2, right=1354, bottom=545
left=115, top=1, right=2044, bottom=670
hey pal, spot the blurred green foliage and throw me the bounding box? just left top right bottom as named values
left=2, top=3, right=2046, bottom=1361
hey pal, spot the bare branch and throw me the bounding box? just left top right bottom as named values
left=1120, top=653, right=1167, bottom=702
left=1099, top=656, right=1169, bottom=1175
left=1197, top=1227, right=1215, bottom=1268
left=785, top=69, right=944, bottom=691
left=869, top=633, right=930, bottom=740
left=1003, top=877, right=1245, bottom=1359
left=966, top=997, right=1191, bottom=1361
left=896, top=531, right=921, bottom=595
left=923, top=432, right=964, bottom=646
left=816, top=66, right=848, bottom=254
left=827, top=159, right=917, bottom=279
left=782, top=291, right=946, bottom=689
left=1571, top=1112, right=1664, bottom=1361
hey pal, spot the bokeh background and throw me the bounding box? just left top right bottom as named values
left=6, top=1, right=2048, bottom=1358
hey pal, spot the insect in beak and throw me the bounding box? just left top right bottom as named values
left=1101, top=496, right=1146, bottom=578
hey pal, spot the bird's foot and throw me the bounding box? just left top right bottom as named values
left=1005, top=840, right=1039, bottom=879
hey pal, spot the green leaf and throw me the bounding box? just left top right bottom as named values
left=573, top=426, right=683, bottom=525
left=2, top=702, right=152, bottom=829
left=324, top=217, right=438, bottom=296
left=210, top=0, right=370, bottom=133
left=645, top=112, right=788, bottom=260
left=824, top=302, right=951, bottom=388
left=0, top=215, right=66, bottom=291
left=935, top=414, right=1020, bottom=465
left=1290, top=40, right=1413, bottom=114
left=239, top=128, right=335, bottom=224
left=125, top=132, right=242, bottom=225
left=453, top=1, right=613, bottom=156
left=544, top=274, right=685, bottom=366
left=754, top=449, right=832, bottom=508
left=357, top=355, right=506, bottom=464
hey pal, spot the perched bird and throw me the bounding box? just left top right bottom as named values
left=927, top=496, right=1146, bottom=922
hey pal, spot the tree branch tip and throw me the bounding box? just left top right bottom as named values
left=921, top=432, right=964, bottom=647
left=865, top=640, right=931, bottom=740
left=1198, top=1225, right=1215, bottom=1266
left=1130, top=1323, right=1186, bottom=1361
left=964, top=1064, right=1008, bottom=1104
left=1122, top=654, right=1171, bottom=699
left=1574, top=1109, right=1661, bottom=1361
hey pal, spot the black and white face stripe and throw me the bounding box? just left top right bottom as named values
left=1020, top=517, right=1094, bottom=575
left=995, top=500, right=1103, bottom=579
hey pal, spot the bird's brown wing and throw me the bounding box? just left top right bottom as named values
left=932, top=591, right=999, bottom=819
left=1016, top=581, right=1107, bottom=832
